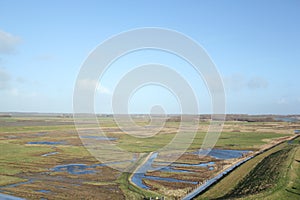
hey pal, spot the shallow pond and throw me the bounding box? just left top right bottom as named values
left=52, top=164, right=96, bottom=175
left=193, top=149, right=250, bottom=160
left=41, top=152, right=59, bottom=157
left=159, top=167, right=193, bottom=173
left=51, top=157, right=137, bottom=175
left=27, top=141, right=65, bottom=145
left=36, top=189, right=51, bottom=193
left=170, top=161, right=215, bottom=168
left=79, top=135, right=117, bottom=141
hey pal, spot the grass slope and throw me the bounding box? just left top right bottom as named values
left=197, top=136, right=300, bottom=200
left=223, top=145, right=294, bottom=198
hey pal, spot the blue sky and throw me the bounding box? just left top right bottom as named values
left=0, top=0, right=299, bottom=114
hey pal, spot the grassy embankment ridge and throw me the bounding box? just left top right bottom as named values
left=197, top=135, right=300, bottom=200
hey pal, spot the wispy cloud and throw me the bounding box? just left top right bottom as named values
left=77, top=79, right=98, bottom=92
left=77, top=79, right=111, bottom=95
left=97, top=84, right=111, bottom=95
left=0, top=67, right=11, bottom=90
left=0, top=30, right=21, bottom=54
left=277, top=96, right=300, bottom=105
left=223, top=73, right=245, bottom=91
left=247, top=77, right=268, bottom=89
left=224, top=73, right=269, bottom=92
left=277, top=97, right=288, bottom=105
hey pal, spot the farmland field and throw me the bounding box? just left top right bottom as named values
left=0, top=114, right=299, bottom=199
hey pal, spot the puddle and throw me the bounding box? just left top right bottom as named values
left=42, top=152, right=59, bottom=157
left=36, top=190, right=51, bottom=193
left=51, top=157, right=137, bottom=175
left=80, top=135, right=117, bottom=141
left=295, top=130, right=300, bottom=134
left=154, top=160, right=215, bottom=171
left=27, top=141, right=65, bottom=145
left=169, top=161, right=215, bottom=168
left=193, top=149, right=251, bottom=160
left=159, top=166, right=193, bottom=173
left=52, top=164, right=96, bottom=175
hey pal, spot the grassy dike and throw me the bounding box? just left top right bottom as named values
left=196, top=136, right=300, bottom=200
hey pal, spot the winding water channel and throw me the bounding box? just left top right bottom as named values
left=130, top=149, right=250, bottom=190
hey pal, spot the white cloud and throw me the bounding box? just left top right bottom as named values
left=0, top=30, right=21, bottom=54
left=77, top=78, right=111, bottom=95
left=97, top=84, right=111, bottom=95
left=77, top=79, right=98, bottom=91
